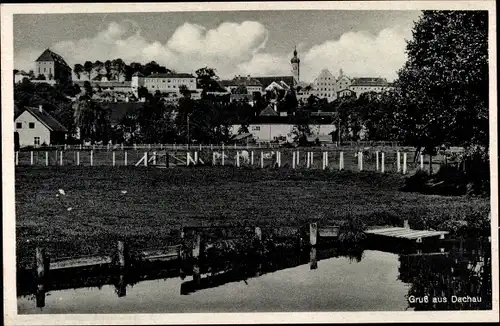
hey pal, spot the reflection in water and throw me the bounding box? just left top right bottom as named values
left=17, top=239, right=492, bottom=313
left=400, top=241, right=492, bottom=310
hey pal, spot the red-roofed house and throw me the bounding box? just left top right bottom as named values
left=14, top=105, right=68, bottom=147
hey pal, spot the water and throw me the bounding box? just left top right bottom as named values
left=17, top=242, right=492, bottom=313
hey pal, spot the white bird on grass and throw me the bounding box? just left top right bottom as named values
left=58, top=189, right=66, bottom=196
left=121, top=190, right=127, bottom=194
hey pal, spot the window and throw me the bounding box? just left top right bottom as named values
left=16, top=122, right=22, bottom=129
left=252, top=126, right=261, bottom=131
left=44, top=68, right=46, bottom=73
left=29, top=122, right=35, bottom=129
left=34, top=137, right=40, bottom=146
left=49, top=68, right=51, bottom=74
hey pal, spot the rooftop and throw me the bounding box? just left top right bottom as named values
left=254, top=76, right=296, bottom=89
left=221, top=76, right=262, bottom=87
left=35, top=49, right=71, bottom=69
left=350, top=77, right=390, bottom=87
left=144, top=73, right=195, bottom=79
left=17, top=106, right=68, bottom=132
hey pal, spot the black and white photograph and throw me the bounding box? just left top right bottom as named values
left=2, top=1, right=498, bottom=324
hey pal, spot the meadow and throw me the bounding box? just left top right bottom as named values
left=14, top=165, right=489, bottom=269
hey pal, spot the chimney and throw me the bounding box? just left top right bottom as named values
left=38, top=105, right=43, bottom=113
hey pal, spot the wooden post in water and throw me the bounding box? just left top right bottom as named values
left=339, top=151, right=344, bottom=170
left=192, top=232, right=202, bottom=285
left=236, top=151, right=240, bottom=167
left=117, top=241, right=128, bottom=270
left=251, top=151, right=254, bottom=166
left=403, top=152, right=407, bottom=175
left=59, top=151, right=63, bottom=166
left=376, top=151, right=379, bottom=171
left=35, top=247, right=49, bottom=308
left=381, top=152, right=385, bottom=173
left=292, top=152, right=296, bottom=169
left=296, top=151, right=300, bottom=166
left=45, top=152, right=48, bottom=166
left=76, top=152, right=80, bottom=166
left=144, top=152, right=148, bottom=167
left=90, top=150, right=93, bottom=166
left=124, top=152, right=128, bottom=166
left=30, top=151, right=34, bottom=165
left=112, top=151, right=116, bottom=166
left=359, top=151, right=363, bottom=171
left=309, top=223, right=318, bottom=270
left=397, top=151, right=401, bottom=173
left=221, top=151, right=225, bottom=166
left=260, top=151, right=264, bottom=169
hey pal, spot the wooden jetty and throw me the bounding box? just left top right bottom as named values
left=365, top=226, right=448, bottom=243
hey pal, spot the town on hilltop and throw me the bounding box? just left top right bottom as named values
left=14, top=47, right=396, bottom=147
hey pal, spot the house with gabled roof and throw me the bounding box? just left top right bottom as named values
left=14, top=105, right=68, bottom=147
left=35, top=48, right=72, bottom=83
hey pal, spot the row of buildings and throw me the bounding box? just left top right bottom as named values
left=16, top=48, right=394, bottom=103
left=14, top=48, right=389, bottom=147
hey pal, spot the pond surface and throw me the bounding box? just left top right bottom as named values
left=17, top=242, right=492, bottom=314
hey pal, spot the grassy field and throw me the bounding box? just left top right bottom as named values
left=14, top=166, right=489, bottom=269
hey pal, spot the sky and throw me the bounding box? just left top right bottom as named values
left=13, top=10, right=422, bottom=83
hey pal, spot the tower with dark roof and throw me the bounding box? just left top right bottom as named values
left=35, top=48, right=72, bottom=83
left=290, top=46, right=300, bottom=82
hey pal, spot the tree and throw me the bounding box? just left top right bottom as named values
left=73, top=99, right=111, bottom=144
left=93, top=60, right=104, bottom=77
left=179, top=84, right=191, bottom=98
left=82, top=61, right=93, bottom=80
left=111, top=58, right=126, bottom=80
left=74, top=64, right=84, bottom=80
left=396, top=11, right=488, bottom=156
left=195, top=67, right=221, bottom=93
left=37, top=74, right=46, bottom=80
left=233, top=85, right=248, bottom=95
left=104, top=60, right=112, bottom=79
left=83, top=81, right=93, bottom=96
left=137, top=86, right=149, bottom=99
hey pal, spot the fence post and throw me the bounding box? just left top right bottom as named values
left=306, top=152, right=310, bottom=168
left=251, top=151, right=254, bottom=166
left=45, top=151, right=48, bottom=166
left=90, top=150, right=93, bottom=166
left=236, top=151, right=240, bottom=167
left=212, top=152, right=216, bottom=166
left=76, top=151, right=80, bottom=166
left=153, top=151, right=157, bottom=165
left=222, top=151, right=225, bottom=166
left=403, top=152, right=407, bottom=175
left=276, top=151, right=281, bottom=167
left=397, top=151, right=401, bottom=173
left=322, top=152, right=326, bottom=170
left=30, top=151, right=34, bottom=165
left=186, top=152, right=190, bottom=166
left=260, top=151, right=264, bottom=168
left=420, top=154, right=424, bottom=170
left=296, top=151, right=300, bottom=165
left=310, top=152, right=314, bottom=166
left=59, top=151, right=63, bottom=166
left=376, top=151, right=379, bottom=171
left=112, top=151, right=116, bottom=166
left=292, top=152, right=296, bottom=169
left=124, top=151, right=128, bottom=166
left=339, top=151, right=344, bottom=170
left=381, top=152, right=385, bottom=173
left=325, top=152, right=328, bottom=168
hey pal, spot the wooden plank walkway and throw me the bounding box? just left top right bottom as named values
left=365, top=227, right=448, bottom=242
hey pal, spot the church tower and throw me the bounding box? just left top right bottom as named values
left=291, top=46, right=300, bottom=83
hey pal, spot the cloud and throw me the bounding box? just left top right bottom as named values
left=302, top=27, right=412, bottom=81
left=14, top=20, right=411, bottom=82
